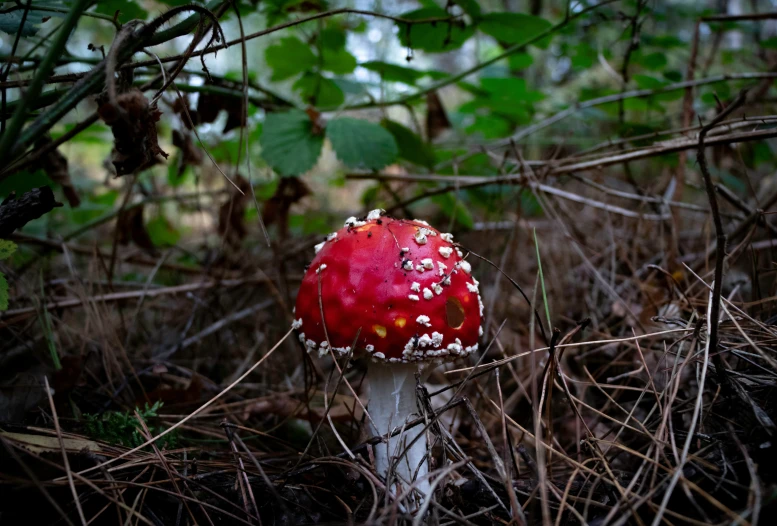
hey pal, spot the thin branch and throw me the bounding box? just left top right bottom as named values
left=696, top=90, right=748, bottom=366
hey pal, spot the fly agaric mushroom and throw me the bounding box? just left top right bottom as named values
left=293, top=209, right=482, bottom=498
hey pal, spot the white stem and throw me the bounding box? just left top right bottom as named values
left=368, top=362, right=431, bottom=501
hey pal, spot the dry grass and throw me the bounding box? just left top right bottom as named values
left=2, top=155, right=776, bottom=526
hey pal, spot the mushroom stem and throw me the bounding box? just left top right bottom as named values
left=368, top=362, right=431, bottom=502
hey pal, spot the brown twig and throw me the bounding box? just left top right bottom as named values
left=697, top=90, right=748, bottom=364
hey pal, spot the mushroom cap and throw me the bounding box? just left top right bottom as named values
left=293, top=211, right=482, bottom=363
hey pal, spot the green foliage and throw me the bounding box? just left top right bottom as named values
left=293, top=73, right=344, bottom=107
left=431, top=193, right=474, bottom=229
left=633, top=50, right=668, bottom=71
left=508, top=53, right=534, bottom=70
left=466, top=114, right=512, bottom=139
left=0, top=1, right=63, bottom=37
left=0, top=239, right=16, bottom=260
left=83, top=401, right=178, bottom=449
left=0, top=170, right=53, bottom=199
left=361, top=61, right=426, bottom=86
left=319, top=27, right=357, bottom=74
left=382, top=120, right=435, bottom=169
left=260, top=110, right=324, bottom=176
left=479, top=13, right=553, bottom=48
left=397, top=7, right=475, bottom=52
left=289, top=212, right=331, bottom=235
left=460, top=76, right=543, bottom=138
left=326, top=118, right=398, bottom=171
left=0, top=240, right=16, bottom=312
left=321, top=47, right=357, bottom=74
left=265, top=37, right=317, bottom=81
left=147, top=215, right=181, bottom=247
left=94, top=0, right=148, bottom=23
left=264, top=28, right=355, bottom=106
left=262, top=0, right=330, bottom=27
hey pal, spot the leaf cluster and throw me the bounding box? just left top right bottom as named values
left=83, top=401, right=178, bottom=449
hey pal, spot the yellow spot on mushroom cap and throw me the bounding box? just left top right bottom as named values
left=355, top=223, right=379, bottom=233
left=394, top=318, right=406, bottom=328
left=446, top=297, right=466, bottom=329
left=373, top=325, right=387, bottom=338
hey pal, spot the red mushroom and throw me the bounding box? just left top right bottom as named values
left=294, top=209, right=482, bottom=498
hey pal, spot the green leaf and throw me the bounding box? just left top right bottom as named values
left=748, top=142, right=773, bottom=167
left=147, top=215, right=180, bottom=247
left=0, top=2, right=63, bottom=37
left=361, top=61, right=425, bottom=86
left=265, top=37, right=317, bottom=81
left=663, top=70, right=683, bottom=82
left=466, top=114, right=512, bottom=139
left=464, top=77, right=542, bottom=123
left=262, top=0, right=329, bottom=27
left=321, top=48, right=357, bottom=74
left=318, top=27, right=346, bottom=49
left=52, top=122, right=109, bottom=144
left=570, top=43, right=596, bottom=69
left=293, top=73, right=344, bottom=107
left=508, top=52, right=534, bottom=70
left=479, top=13, right=553, bottom=48
left=0, top=240, right=17, bottom=260
left=326, top=118, right=398, bottom=170
left=481, top=77, right=543, bottom=101
left=643, top=35, right=684, bottom=49
left=431, top=193, right=474, bottom=230
left=332, top=78, right=367, bottom=97
left=361, top=184, right=381, bottom=207
left=0, top=170, right=53, bottom=199
left=260, top=110, right=324, bottom=176
left=762, top=36, right=777, bottom=49
left=397, top=8, right=474, bottom=52
left=633, top=74, right=665, bottom=90
left=634, top=51, right=667, bottom=71
left=289, top=212, right=331, bottom=235
left=0, top=273, right=8, bottom=311
left=381, top=120, right=435, bottom=169
left=95, top=0, right=148, bottom=23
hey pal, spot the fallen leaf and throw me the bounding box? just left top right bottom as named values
left=426, top=90, right=451, bottom=140
left=117, top=205, right=157, bottom=255
left=0, top=431, right=102, bottom=454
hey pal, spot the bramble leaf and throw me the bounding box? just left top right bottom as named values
left=260, top=110, right=324, bottom=176
left=293, top=73, right=345, bottom=107
left=479, top=12, right=552, bottom=48
left=95, top=0, right=148, bottom=23
left=327, top=118, right=398, bottom=171
left=361, top=61, right=425, bottom=86
left=397, top=7, right=474, bottom=52
left=265, top=37, right=317, bottom=81
left=382, top=120, right=435, bottom=169
left=0, top=1, right=63, bottom=37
